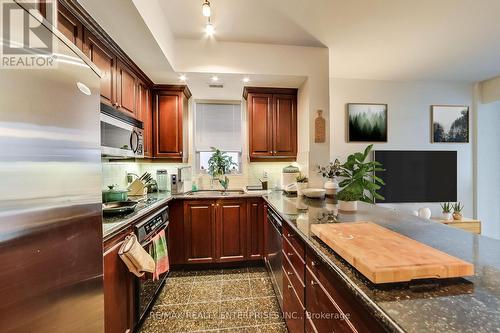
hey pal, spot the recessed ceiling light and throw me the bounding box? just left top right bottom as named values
left=205, top=21, right=215, bottom=36
left=179, top=74, right=187, bottom=81
left=202, top=0, right=211, bottom=17
left=243, top=77, right=250, bottom=83
left=211, top=75, right=219, bottom=82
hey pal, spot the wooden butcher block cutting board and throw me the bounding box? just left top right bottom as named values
left=310, top=222, right=474, bottom=284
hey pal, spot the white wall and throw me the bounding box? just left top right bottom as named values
left=330, top=78, right=475, bottom=217
left=476, top=101, right=500, bottom=239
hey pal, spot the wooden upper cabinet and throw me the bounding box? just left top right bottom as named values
left=153, top=86, right=191, bottom=161
left=56, top=2, right=83, bottom=50
left=83, top=30, right=116, bottom=107
left=244, top=87, right=298, bottom=161
left=116, top=60, right=137, bottom=117
left=184, top=200, right=217, bottom=264
left=137, top=82, right=152, bottom=157
left=248, top=93, right=273, bottom=158
left=274, top=94, right=297, bottom=156
left=216, top=200, right=246, bottom=263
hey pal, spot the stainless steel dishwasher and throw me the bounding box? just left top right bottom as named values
left=265, top=206, right=283, bottom=310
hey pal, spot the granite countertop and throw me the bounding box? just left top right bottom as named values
left=262, top=191, right=500, bottom=333
left=102, top=192, right=173, bottom=241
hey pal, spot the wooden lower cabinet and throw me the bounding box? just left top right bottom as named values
left=177, top=198, right=262, bottom=265
left=284, top=272, right=305, bottom=333
left=247, top=198, right=265, bottom=260
left=184, top=200, right=217, bottom=264
left=217, top=200, right=247, bottom=262
left=103, top=231, right=135, bottom=333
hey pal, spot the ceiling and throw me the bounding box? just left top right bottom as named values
left=159, top=0, right=500, bottom=82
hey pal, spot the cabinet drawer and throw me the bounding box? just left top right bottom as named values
left=284, top=271, right=305, bottom=333
left=283, top=237, right=305, bottom=283
left=283, top=251, right=304, bottom=306
left=306, top=267, right=354, bottom=333
left=283, top=223, right=305, bottom=257
left=306, top=251, right=385, bottom=333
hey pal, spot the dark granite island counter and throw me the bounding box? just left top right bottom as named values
left=263, top=191, right=500, bottom=333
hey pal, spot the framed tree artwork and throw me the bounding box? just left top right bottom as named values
left=347, top=103, right=388, bottom=142
left=431, top=105, right=469, bottom=143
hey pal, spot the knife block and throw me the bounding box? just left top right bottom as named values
left=128, top=179, right=147, bottom=196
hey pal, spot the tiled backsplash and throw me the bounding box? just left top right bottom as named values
left=102, top=159, right=296, bottom=191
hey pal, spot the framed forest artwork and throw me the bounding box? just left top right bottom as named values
left=347, top=103, right=388, bottom=142
left=431, top=105, right=469, bottom=143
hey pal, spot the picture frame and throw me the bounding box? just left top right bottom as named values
left=431, top=105, right=469, bottom=143
left=346, top=103, right=388, bottom=142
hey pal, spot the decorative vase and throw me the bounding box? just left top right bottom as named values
left=296, top=182, right=308, bottom=196
left=453, top=212, right=463, bottom=221
left=442, top=212, right=452, bottom=220
left=338, top=200, right=357, bottom=212
left=324, top=178, right=338, bottom=198
left=418, top=207, right=432, bottom=219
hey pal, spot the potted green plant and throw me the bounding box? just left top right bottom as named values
left=317, top=159, right=341, bottom=197
left=441, top=202, right=453, bottom=220
left=295, top=173, right=308, bottom=196
left=337, top=145, right=385, bottom=212
left=453, top=202, right=464, bottom=220
left=207, top=147, right=237, bottom=192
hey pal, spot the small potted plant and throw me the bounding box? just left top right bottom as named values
left=207, top=147, right=236, bottom=192
left=337, top=145, right=385, bottom=212
left=295, top=173, right=308, bottom=196
left=317, top=159, right=341, bottom=197
left=441, top=202, right=453, bottom=220
left=453, top=202, right=464, bottom=220
left=337, top=188, right=361, bottom=211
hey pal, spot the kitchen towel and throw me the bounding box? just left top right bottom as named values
left=118, top=234, right=155, bottom=277
left=150, top=229, right=169, bottom=281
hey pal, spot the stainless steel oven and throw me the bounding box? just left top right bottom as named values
left=266, top=206, right=283, bottom=310
left=134, top=206, right=169, bottom=324
left=101, top=103, right=144, bottom=158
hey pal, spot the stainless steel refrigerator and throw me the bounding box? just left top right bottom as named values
left=0, top=4, right=104, bottom=332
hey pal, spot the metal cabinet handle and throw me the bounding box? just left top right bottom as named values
left=287, top=233, right=293, bottom=238
left=287, top=271, right=293, bottom=276
left=287, top=252, right=294, bottom=256
left=211, top=204, right=215, bottom=207
left=311, top=280, right=318, bottom=286
left=288, top=284, right=293, bottom=289
left=311, top=261, right=317, bottom=267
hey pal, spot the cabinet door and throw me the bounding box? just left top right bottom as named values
left=184, top=200, right=216, bottom=264
left=305, top=268, right=353, bottom=333
left=116, top=61, right=137, bottom=117
left=83, top=30, right=116, bottom=107
left=273, top=94, right=297, bottom=157
left=103, top=240, right=134, bottom=333
left=247, top=198, right=264, bottom=260
left=216, top=200, right=246, bottom=262
left=57, top=2, right=83, bottom=50
left=137, top=83, right=152, bottom=157
left=154, top=91, right=184, bottom=159
left=248, top=93, right=273, bottom=159
left=284, top=272, right=305, bottom=333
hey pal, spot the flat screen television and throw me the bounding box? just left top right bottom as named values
left=374, top=150, right=457, bottom=203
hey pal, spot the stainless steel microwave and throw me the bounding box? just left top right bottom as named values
left=100, top=104, right=144, bottom=158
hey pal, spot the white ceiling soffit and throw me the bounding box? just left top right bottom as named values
left=78, top=0, right=175, bottom=83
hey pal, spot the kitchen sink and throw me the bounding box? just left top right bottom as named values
left=186, top=190, right=245, bottom=196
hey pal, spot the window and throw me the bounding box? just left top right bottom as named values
left=194, top=102, right=242, bottom=173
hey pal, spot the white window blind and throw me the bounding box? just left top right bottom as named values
left=195, top=102, right=242, bottom=152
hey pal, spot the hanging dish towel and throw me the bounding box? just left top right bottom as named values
left=118, top=234, right=155, bottom=277
left=150, top=229, right=169, bottom=281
